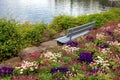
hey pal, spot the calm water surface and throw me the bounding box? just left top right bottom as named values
left=0, top=0, right=119, bottom=23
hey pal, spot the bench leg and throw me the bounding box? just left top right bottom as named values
left=57, top=41, right=64, bottom=46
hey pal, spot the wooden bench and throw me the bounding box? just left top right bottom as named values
left=55, top=21, right=96, bottom=45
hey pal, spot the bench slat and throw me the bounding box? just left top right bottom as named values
left=67, top=21, right=95, bottom=33
left=67, top=23, right=95, bottom=37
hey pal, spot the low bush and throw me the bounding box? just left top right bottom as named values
left=17, top=21, right=47, bottom=45
left=48, top=15, right=78, bottom=32
left=0, top=18, right=21, bottom=60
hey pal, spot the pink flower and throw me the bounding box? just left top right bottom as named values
left=118, top=23, right=120, bottom=27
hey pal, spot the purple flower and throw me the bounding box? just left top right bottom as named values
left=86, top=36, right=94, bottom=42
left=2, top=67, right=7, bottom=71
left=66, top=41, right=78, bottom=47
left=0, top=69, right=2, bottom=77
left=78, top=51, right=93, bottom=63
left=98, top=43, right=109, bottom=49
left=0, top=67, right=14, bottom=77
left=118, top=54, right=120, bottom=59
left=50, top=67, right=68, bottom=73
left=89, top=68, right=106, bottom=74
left=106, top=30, right=113, bottom=35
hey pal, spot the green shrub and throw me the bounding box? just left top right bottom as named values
left=0, top=18, right=21, bottom=60
left=17, top=21, right=47, bottom=46
left=49, top=15, right=77, bottom=32
left=76, top=15, right=90, bottom=25
left=25, top=22, right=47, bottom=45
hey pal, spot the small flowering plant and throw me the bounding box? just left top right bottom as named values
left=0, top=66, right=14, bottom=78
left=15, top=60, right=39, bottom=75
left=89, top=56, right=110, bottom=70
left=66, top=41, right=78, bottom=47
left=107, top=40, right=120, bottom=47
left=62, top=41, right=79, bottom=54
left=106, top=30, right=113, bottom=36
left=43, top=51, right=62, bottom=62
left=94, top=39, right=109, bottom=49
left=62, top=45, right=79, bottom=54
left=86, top=36, right=94, bottom=42
left=50, top=67, right=68, bottom=74
left=78, top=51, right=93, bottom=63
left=50, top=67, right=68, bottom=80
left=96, top=33, right=105, bottom=40
left=89, top=68, right=106, bottom=75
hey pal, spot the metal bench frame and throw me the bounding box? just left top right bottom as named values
left=55, top=21, right=96, bottom=45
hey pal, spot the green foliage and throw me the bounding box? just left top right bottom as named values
left=1, top=76, right=12, bottom=80
left=116, top=46, right=120, bottom=53
left=49, top=15, right=77, bottom=32
left=17, top=21, right=47, bottom=45
left=87, top=75, right=95, bottom=80
left=48, top=28, right=57, bottom=37
left=76, top=15, right=90, bottom=25
left=49, top=61, right=60, bottom=68
left=69, top=73, right=85, bottom=80
left=62, top=57, right=71, bottom=63
left=96, top=73, right=114, bottom=80
left=0, top=18, right=21, bottom=61
left=38, top=72, right=52, bottom=80
left=94, top=39, right=106, bottom=46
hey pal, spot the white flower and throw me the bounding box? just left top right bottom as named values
left=30, top=67, right=34, bottom=71
left=95, top=56, right=110, bottom=69
left=20, top=71, right=23, bottom=74
left=43, top=51, right=62, bottom=62
left=62, top=45, right=79, bottom=53
left=108, top=41, right=120, bottom=46
left=16, top=60, right=38, bottom=74
left=15, top=67, right=20, bottom=70
left=96, top=33, right=105, bottom=40
left=97, top=56, right=103, bottom=61
left=20, top=69, right=23, bottom=72
left=35, top=67, right=38, bottom=69
left=101, top=48, right=111, bottom=54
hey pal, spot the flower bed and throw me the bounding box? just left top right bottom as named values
left=1, top=22, right=120, bottom=80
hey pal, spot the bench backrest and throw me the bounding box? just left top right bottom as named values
left=67, top=21, right=96, bottom=37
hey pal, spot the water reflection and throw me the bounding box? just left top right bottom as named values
left=0, top=0, right=119, bottom=23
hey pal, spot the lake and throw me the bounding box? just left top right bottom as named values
left=0, top=0, right=119, bottom=23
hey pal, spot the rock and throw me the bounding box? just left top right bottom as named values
left=0, top=57, right=21, bottom=67
left=38, top=46, right=47, bottom=51
left=40, top=40, right=58, bottom=48
left=18, top=46, right=44, bottom=60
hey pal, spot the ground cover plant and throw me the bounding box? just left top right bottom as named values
left=0, top=22, right=120, bottom=80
